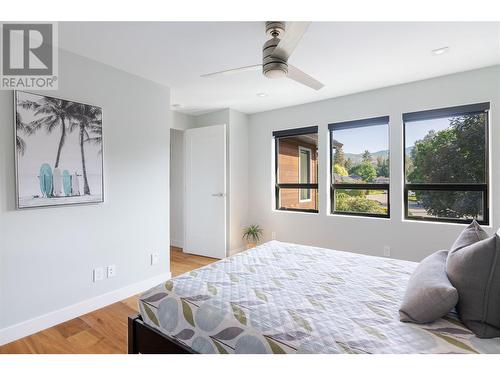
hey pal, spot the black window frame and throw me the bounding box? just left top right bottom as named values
left=273, top=126, right=319, bottom=213
left=329, top=116, right=390, bottom=219
left=403, top=102, right=490, bottom=225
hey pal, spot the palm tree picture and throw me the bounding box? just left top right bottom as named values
left=14, top=91, right=104, bottom=209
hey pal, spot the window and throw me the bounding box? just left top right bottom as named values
left=329, top=116, right=390, bottom=217
left=403, top=103, right=489, bottom=224
left=274, top=126, right=318, bottom=213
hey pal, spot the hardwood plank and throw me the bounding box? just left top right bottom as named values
left=0, top=247, right=217, bottom=354
left=54, top=317, right=91, bottom=339
left=65, top=329, right=102, bottom=349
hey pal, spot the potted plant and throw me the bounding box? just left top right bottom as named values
left=242, top=224, right=263, bottom=249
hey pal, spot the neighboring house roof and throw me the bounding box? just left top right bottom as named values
left=333, top=173, right=363, bottom=183
left=332, top=139, right=344, bottom=149
left=374, top=176, right=390, bottom=184
left=348, top=174, right=363, bottom=181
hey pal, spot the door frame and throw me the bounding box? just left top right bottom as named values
left=183, top=123, right=228, bottom=259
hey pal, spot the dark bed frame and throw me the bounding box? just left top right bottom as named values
left=128, top=314, right=197, bottom=354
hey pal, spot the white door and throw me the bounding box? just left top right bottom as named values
left=184, top=124, right=227, bottom=259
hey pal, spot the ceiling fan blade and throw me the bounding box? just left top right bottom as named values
left=271, top=22, right=311, bottom=61
left=287, top=64, right=324, bottom=90
left=201, top=64, right=261, bottom=78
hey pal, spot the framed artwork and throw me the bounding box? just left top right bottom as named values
left=14, top=91, right=104, bottom=208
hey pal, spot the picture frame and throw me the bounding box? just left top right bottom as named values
left=14, top=90, right=104, bottom=209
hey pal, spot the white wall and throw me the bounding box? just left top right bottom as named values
left=194, top=109, right=230, bottom=128
left=0, top=49, right=171, bottom=334
left=248, top=66, right=500, bottom=262
left=171, top=111, right=195, bottom=131
left=169, top=113, right=197, bottom=249
left=170, top=129, right=184, bottom=248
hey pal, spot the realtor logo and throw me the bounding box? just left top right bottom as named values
left=1, top=22, right=58, bottom=89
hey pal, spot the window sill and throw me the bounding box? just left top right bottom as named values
left=273, top=209, right=319, bottom=216
left=403, top=217, right=492, bottom=228
left=328, top=212, right=390, bottom=221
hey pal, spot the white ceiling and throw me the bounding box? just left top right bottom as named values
left=58, top=22, right=500, bottom=115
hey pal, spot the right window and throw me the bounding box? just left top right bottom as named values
left=403, top=103, right=490, bottom=224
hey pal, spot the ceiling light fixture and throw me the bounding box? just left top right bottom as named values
left=432, top=47, right=450, bottom=56
left=256, top=92, right=268, bottom=97
left=263, top=65, right=288, bottom=79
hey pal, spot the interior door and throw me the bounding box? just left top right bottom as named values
left=184, top=124, right=227, bottom=259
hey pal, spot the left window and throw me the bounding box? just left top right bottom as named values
left=274, top=126, right=318, bottom=213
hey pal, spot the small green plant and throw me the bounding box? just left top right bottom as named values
left=242, top=224, right=263, bottom=244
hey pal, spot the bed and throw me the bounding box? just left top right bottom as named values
left=128, top=241, right=500, bottom=354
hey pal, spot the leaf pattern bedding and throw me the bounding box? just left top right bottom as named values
left=139, top=241, right=500, bottom=354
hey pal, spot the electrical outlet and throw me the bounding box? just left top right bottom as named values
left=151, top=252, right=160, bottom=265
left=383, top=246, right=391, bottom=258
left=271, top=231, right=276, bottom=240
left=107, top=265, right=116, bottom=278
left=93, top=267, right=104, bottom=282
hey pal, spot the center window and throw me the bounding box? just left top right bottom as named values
left=274, top=126, right=318, bottom=213
left=329, top=116, right=390, bottom=218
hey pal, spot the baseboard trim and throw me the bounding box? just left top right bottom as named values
left=0, top=272, right=171, bottom=346
left=170, top=239, right=183, bottom=248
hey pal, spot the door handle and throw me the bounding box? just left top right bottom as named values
left=211, top=193, right=225, bottom=197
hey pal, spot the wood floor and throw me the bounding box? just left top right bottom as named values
left=0, top=247, right=217, bottom=354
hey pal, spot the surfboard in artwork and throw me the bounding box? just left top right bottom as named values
left=39, top=163, right=53, bottom=198
left=53, top=167, right=62, bottom=197
left=62, top=170, right=72, bottom=196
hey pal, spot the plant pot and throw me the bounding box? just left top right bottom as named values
left=246, top=241, right=257, bottom=249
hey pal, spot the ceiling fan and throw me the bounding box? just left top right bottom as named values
left=201, top=21, right=324, bottom=91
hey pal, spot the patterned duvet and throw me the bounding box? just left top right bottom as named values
left=139, top=241, right=500, bottom=354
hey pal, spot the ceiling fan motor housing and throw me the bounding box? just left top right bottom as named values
left=263, top=22, right=288, bottom=78
left=265, top=21, right=285, bottom=38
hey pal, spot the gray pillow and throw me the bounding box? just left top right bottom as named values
left=399, top=250, right=458, bottom=323
left=450, top=220, right=488, bottom=252
left=446, top=231, right=500, bottom=338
